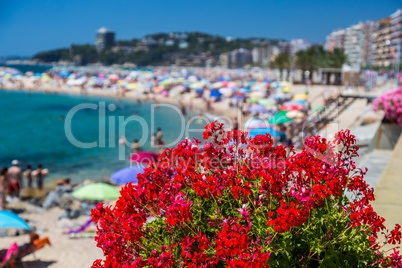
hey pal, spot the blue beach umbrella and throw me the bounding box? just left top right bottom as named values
left=286, top=99, right=307, bottom=105
left=0, top=210, right=31, bottom=230
left=248, top=127, right=285, bottom=138
left=209, top=89, right=222, bottom=98
left=58, top=71, right=70, bottom=78
left=110, top=166, right=145, bottom=185
left=249, top=104, right=268, bottom=114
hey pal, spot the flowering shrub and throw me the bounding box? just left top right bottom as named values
left=373, top=88, right=402, bottom=125
left=92, top=122, right=402, bottom=267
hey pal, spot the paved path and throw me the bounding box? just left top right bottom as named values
left=372, top=134, right=402, bottom=236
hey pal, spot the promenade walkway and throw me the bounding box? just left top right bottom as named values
left=372, top=133, right=402, bottom=236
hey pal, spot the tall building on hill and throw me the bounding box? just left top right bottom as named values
left=230, top=48, right=251, bottom=67
left=325, top=29, right=346, bottom=52
left=289, top=39, right=311, bottom=55
left=96, top=27, right=115, bottom=51
left=343, top=22, right=373, bottom=68
left=372, top=18, right=392, bottom=67
left=251, top=46, right=280, bottom=67
left=390, top=9, right=402, bottom=68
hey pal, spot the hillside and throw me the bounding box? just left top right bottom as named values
left=32, top=32, right=284, bottom=67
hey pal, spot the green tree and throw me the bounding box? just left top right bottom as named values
left=271, top=51, right=291, bottom=81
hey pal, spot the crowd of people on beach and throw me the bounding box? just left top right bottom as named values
left=0, top=160, right=48, bottom=209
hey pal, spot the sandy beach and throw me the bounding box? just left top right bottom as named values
left=0, top=205, right=103, bottom=268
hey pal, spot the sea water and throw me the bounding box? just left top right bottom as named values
left=0, top=90, right=205, bottom=183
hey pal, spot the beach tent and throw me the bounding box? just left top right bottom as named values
left=0, top=210, right=31, bottom=230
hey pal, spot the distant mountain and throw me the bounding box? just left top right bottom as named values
left=32, top=32, right=284, bottom=67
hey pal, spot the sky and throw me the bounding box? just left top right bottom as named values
left=0, top=0, right=401, bottom=57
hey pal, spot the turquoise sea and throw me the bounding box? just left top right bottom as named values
left=0, top=90, right=205, bottom=183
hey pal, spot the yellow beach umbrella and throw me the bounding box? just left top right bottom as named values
left=293, top=94, right=309, bottom=100
left=126, top=83, right=137, bottom=90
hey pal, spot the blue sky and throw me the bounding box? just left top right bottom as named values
left=1, top=0, right=400, bottom=57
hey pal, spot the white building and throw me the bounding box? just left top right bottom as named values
left=289, top=39, right=311, bottom=55
left=344, top=23, right=366, bottom=68
left=95, top=27, right=115, bottom=51
left=251, top=46, right=280, bottom=67
left=325, top=29, right=346, bottom=52
left=390, top=9, right=402, bottom=68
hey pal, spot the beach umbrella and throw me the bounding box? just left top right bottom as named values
left=72, top=182, right=120, bottom=201
left=244, top=117, right=270, bottom=129
left=160, top=78, right=175, bottom=86
left=219, top=87, right=233, bottom=97
left=58, top=71, right=70, bottom=78
left=0, top=210, right=31, bottom=230
left=258, top=98, right=276, bottom=107
left=268, top=110, right=292, bottom=125
left=209, top=89, right=222, bottom=98
left=130, top=152, right=158, bottom=165
left=162, top=90, right=169, bottom=97
left=212, top=82, right=224, bottom=89
left=280, top=81, right=292, bottom=88
left=271, top=82, right=280, bottom=89
left=249, top=91, right=266, bottom=98
left=232, top=93, right=246, bottom=101
left=249, top=97, right=260, bottom=103
left=287, top=110, right=305, bottom=119
left=117, top=79, right=126, bottom=85
left=110, top=166, right=145, bottom=185
left=190, top=82, right=205, bottom=89
left=249, top=104, right=268, bottom=114
left=280, top=104, right=304, bottom=111
left=109, top=74, right=119, bottom=81
left=153, top=85, right=165, bottom=92
left=293, top=94, right=309, bottom=100
left=312, top=105, right=325, bottom=112
left=248, top=127, right=285, bottom=138
left=170, top=85, right=186, bottom=96
left=288, top=99, right=307, bottom=105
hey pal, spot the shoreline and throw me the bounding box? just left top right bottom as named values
left=0, top=82, right=239, bottom=121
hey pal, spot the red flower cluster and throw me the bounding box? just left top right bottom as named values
left=92, top=122, right=402, bottom=267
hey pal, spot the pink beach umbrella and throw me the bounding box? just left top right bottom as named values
left=109, top=74, right=119, bottom=81
left=280, top=104, right=304, bottom=111
left=130, top=152, right=158, bottom=165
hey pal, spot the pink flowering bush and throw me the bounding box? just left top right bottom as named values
left=92, top=122, right=402, bottom=267
left=373, top=88, right=402, bottom=125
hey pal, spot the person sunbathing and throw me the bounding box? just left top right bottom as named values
left=16, top=232, right=51, bottom=259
